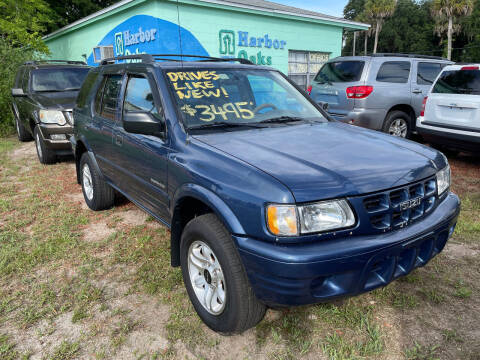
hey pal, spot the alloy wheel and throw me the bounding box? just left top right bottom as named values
left=187, top=240, right=226, bottom=315
left=36, top=133, right=43, bottom=159
left=388, top=118, right=408, bottom=138
left=82, top=163, right=94, bottom=201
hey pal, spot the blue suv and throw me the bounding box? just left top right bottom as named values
left=71, top=54, right=460, bottom=334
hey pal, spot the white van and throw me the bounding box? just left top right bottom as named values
left=417, top=64, right=480, bottom=153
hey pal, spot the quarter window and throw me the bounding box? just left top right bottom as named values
left=376, top=61, right=411, bottom=83
left=417, top=62, right=442, bottom=85
left=99, top=75, right=122, bottom=121
left=124, top=76, right=160, bottom=116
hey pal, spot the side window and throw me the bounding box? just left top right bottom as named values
left=417, top=62, right=442, bottom=85
left=376, top=61, right=411, bottom=83
left=99, top=75, right=122, bottom=121
left=14, top=68, right=25, bottom=89
left=22, top=69, right=30, bottom=92
left=94, top=77, right=107, bottom=114
left=123, top=76, right=160, bottom=116
left=77, top=71, right=99, bottom=108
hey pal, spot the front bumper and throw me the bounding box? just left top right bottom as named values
left=329, top=108, right=387, bottom=131
left=235, top=193, right=460, bottom=306
left=38, top=123, right=73, bottom=152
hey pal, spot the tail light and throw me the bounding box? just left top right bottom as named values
left=420, top=96, right=428, bottom=117
left=307, top=85, right=312, bottom=95
left=346, top=86, right=373, bottom=99
left=461, top=66, right=479, bottom=70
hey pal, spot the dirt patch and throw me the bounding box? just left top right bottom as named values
left=83, top=221, right=115, bottom=243
left=9, top=142, right=37, bottom=161
left=118, top=208, right=149, bottom=227
left=444, top=242, right=479, bottom=259
left=65, top=192, right=89, bottom=210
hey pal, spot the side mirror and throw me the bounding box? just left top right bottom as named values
left=11, top=88, right=26, bottom=97
left=123, top=112, right=164, bottom=136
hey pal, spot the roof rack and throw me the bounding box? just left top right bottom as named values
left=24, top=60, right=87, bottom=65
left=100, top=54, right=254, bottom=65
left=370, top=53, right=448, bottom=61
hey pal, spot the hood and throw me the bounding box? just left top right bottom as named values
left=30, top=90, right=79, bottom=110
left=193, top=122, right=444, bottom=203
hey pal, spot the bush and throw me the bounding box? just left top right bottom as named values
left=0, top=39, right=41, bottom=137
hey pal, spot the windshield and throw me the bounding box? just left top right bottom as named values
left=31, top=68, right=90, bottom=92
left=432, top=69, right=480, bottom=95
left=165, top=68, right=327, bottom=130
left=315, top=61, right=364, bottom=83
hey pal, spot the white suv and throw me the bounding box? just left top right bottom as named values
left=417, top=64, right=480, bottom=153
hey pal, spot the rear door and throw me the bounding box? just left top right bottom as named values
left=309, top=60, right=365, bottom=117
left=411, top=61, right=445, bottom=117
left=425, top=67, right=480, bottom=132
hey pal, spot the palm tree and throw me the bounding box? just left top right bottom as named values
left=365, top=0, right=397, bottom=53
left=432, top=0, right=474, bottom=60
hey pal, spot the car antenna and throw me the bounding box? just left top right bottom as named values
left=176, top=0, right=184, bottom=68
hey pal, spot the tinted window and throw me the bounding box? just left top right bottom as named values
left=99, top=75, right=122, bottom=121
left=432, top=69, right=480, bottom=95
left=124, top=77, right=160, bottom=116
left=315, top=61, right=364, bottom=83
left=417, top=62, right=442, bottom=85
left=376, top=61, right=410, bottom=83
left=14, top=67, right=25, bottom=88
left=31, top=67, right=90, bottom=92
left=76, top=70, right=99, bottom=108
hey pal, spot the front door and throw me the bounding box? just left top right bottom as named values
left=111, top=73, right=170, bottom=221
left=411, top=61, right=445, bottom=118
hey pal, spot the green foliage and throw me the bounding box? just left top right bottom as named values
left=0, top=39, right=39, bottom=136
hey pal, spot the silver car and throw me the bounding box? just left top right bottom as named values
left=309, top=54, right=452, bottom=138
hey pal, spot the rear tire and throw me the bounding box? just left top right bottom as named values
left=79, top=153, right=114, bottom=211
left=180, top=213, right=266, bottom=334
left=13, top=108, right=32, bottom=142
left=382, top=110, right=411, bottom=139
left=34, top=126, right=56, bottom=164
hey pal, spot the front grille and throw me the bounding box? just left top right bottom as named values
left=357, top=177, right=437, bottom=232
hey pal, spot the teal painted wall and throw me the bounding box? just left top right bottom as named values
left=45, top=0, right=349, bottom=74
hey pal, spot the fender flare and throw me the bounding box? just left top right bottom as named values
left=170, top=183, right=246, bottom=266
left=75, top=136, right=104, bottom=185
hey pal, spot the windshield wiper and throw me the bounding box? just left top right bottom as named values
left=257, top=116, right=304, bottom=124
left=188, top=121, right=260, bottom=131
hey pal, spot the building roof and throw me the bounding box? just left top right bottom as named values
left=44, top=0, right=369, bottom=41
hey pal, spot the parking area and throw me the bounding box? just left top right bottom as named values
left=0, top=137, right=478, bottom=360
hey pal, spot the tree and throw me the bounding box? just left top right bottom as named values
left=365, top=0, right=397, bottom=53
left=432, top=0, right=474, bottom=60
left=45, top=0, right=120, bottom=32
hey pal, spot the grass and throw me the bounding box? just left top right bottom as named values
left=0, top=139, right=479, bottom=359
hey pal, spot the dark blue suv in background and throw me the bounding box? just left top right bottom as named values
left=72, top=54, right=460, bottom=334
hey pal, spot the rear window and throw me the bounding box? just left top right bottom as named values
left=376, top=61, right=410, bottom=83
left=417, top=62, right=443, bottom=85
left=315, top=61, right=364, bottom=83
left=432, top=69, right=480, bottom=95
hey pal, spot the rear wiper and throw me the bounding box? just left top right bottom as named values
left=63, top=88, right=80, bottom=91
left=188, top=121, right=260, bottom=130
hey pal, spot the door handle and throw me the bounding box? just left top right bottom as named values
left=412, top=89, right=423, bottom=94
left=115, top=134, right=123, bottom=146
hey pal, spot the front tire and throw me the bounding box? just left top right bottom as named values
left=13, top=109, right=32, bottom=142
left=34, top=126, right=56, bottom=164
left=382, top=110, right=411, bottom=139
left=180, top=213, right=266, bottom=334
left=79, top=153, right=114, bottom=211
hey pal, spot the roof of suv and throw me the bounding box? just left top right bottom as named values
left=329, top=53, right=451, bottom=62
left=23, top=60, right=90, bottom=69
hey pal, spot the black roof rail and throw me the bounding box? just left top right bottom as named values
left=100, top=54, right=254, bottom=65
left=24, top=60, right=87, bottom=65
left=370, top=53, right=448, bottom=61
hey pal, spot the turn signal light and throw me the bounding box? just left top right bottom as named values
left=307, top=85, right=312, bottom=95
left=420, top=96, right=428, bottom=117
left=346, top=86, right=373, bottom=99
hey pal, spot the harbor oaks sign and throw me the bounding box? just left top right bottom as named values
left=115, top=27, right=157, bottom=56
left=219, top=30, right=287, bottom=65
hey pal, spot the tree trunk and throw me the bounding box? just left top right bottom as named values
left=447, top=16, right=453, bottom=60
left=373, top=21, right=380, bottom=54
left=364, top=31, right=368, bottom=55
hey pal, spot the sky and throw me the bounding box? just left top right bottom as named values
left=270, top=0, right=349, bottom=18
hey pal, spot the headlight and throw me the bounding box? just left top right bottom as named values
left=266, top=199, right=355, bottom=236
left=436, top=165, right=450, bottom=195
left=39, top=110, right=66, bottom=125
